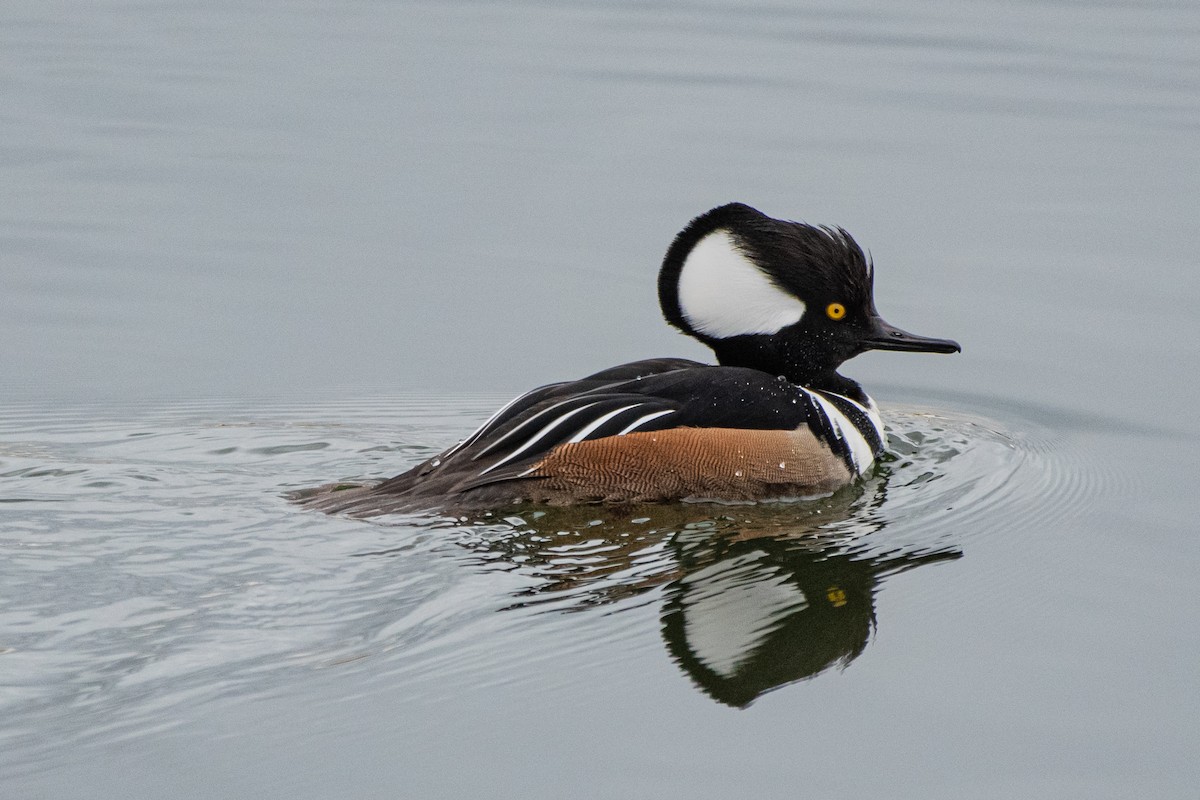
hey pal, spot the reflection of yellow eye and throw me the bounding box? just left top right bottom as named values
left=826, top=302, right=846, bottom=321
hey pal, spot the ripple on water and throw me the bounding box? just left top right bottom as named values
left=433, top=402, right=1111, bottom=704
left=461, top=403, right=1107, bottom=586
left=0, top=395, right=1112, bottom=770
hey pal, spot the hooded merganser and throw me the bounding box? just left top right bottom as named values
left=303, top=203, right=960, bottom=514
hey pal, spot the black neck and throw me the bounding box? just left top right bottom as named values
left=709, top=336, right=869, bottom=403
left=805, top=370, right=869, bottom=402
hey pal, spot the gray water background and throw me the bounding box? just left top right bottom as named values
left=2, top=1, right=1198, bottom=798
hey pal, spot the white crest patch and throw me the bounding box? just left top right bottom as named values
left=677, top=230, right=806, bottom=338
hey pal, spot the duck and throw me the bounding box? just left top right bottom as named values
left=299, top=203, right=960, bottom=515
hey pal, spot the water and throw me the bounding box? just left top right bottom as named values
left=3, top=1, right=1198, bottom=798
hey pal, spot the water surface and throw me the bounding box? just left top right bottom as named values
left=2, top=1, right=1198, bottom=798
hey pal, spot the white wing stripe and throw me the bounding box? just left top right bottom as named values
left=443, top=390, right=530, bottom=457
left=566, top=404, right=644, bottom=444
left=478, top=402, right=603, bottom=475
left=616, top=409, right=675, bottom=435
left=472, top=395, right=581, bottom=459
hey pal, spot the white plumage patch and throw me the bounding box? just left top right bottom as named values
left=808, top=390, right=876, bottom=476
left=677, top=230, right=806, bottom=338
left=862, top=397, right=885, bottom=444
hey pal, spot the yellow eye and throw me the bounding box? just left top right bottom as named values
left=826, top=302, right=846, bottom=321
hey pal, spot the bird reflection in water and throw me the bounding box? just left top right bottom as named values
left=459, top=475, right=960, bottom=708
